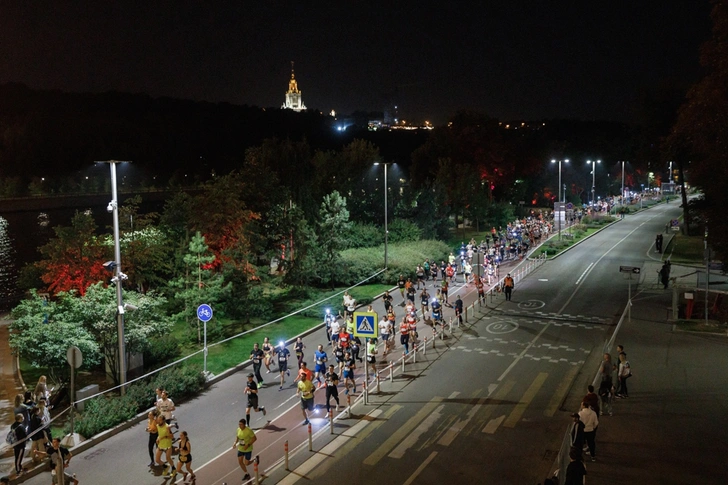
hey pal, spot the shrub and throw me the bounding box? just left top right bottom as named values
left=339, top=240, right=450, bottom=286
left=72, top=365, right=205, bottom=439
left=143, top=336, right=180, bottom=369
left=343, top=222, right=383, bottom=249
left=388, top=219, right=422, bottom=243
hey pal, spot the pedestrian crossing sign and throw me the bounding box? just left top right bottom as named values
left=353, top=312, right=378, bottom=338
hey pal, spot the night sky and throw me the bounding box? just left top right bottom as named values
left=0, top=1, right=713, bottom=124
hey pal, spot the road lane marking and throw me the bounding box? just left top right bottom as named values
left=476, top=380, right=516, bottom=434
left=575, top=263, right=594, bottom=285
left=503, top=372, right=548, bottom=428
left=402, top=451, right=438, bottom=485
left=390, top=403, right=445, bottom=458
left=439, top=396, right=486, bottom=445
left=497, top=323, right=551, bottom=382
left=544, top=363, right=580, bottom=417
left=277, top=409, right=384, bottom=485
left=363, top=397, right=444, bottom=466
left=483, top=415, right=505, bottom=434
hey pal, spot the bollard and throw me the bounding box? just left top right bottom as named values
left=364, top=359, right=369, bottom=405
left=254, top=456, right=260, bottom=484
left=389, top=361, right=394, bottom=383
left=412, top=342, right=417, bottom=363
left=402, top=352, right=406, bottom=372
left=376, top=371, right=381, bottom=393
left=347, top=394, right=352, bottom=418
left=285, top=440, right=289, bottom=470
left=423, top=336, right=428, bottom=355
left=329, top=410, right=334, bottom=435
left=449, top=318, right=452, bottom=334
left=308, top=422, right=313, bottom=451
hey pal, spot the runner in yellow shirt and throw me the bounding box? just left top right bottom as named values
left=296, top=373, right=316, bottom=425
left=233, top=418, right=257, bottom=482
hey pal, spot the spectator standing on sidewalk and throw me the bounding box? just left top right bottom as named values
left=564, top=448, right=587, bottom=485
left=582, top=385, right=600, bottom=417
left=10, top=414, right=27, bottom=477
left=35, top=437, right=79, bottom=485
left=579, top=401, right=599, bottom=462
left=233, top=419, right=256, bottom=482
left=598, top=378, right=614, bottom=416
left=617, top=352, right=631, bottom=398
left=569, top=412, right=585, bottom=454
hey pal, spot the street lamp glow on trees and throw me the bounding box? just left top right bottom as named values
left=373, top=162, right=393, bottom=269
left=587, top=159, right=601, bottom=206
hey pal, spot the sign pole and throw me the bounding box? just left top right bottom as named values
left=197, top=304, right=214, bottom=377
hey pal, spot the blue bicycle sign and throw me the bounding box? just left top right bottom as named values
left=197, top=304, right=213, bottom=322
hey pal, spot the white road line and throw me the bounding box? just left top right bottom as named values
left=575, top=263, right=593, bottom=285
left=389, top=404, right=444, bottom=459
left=402, top=451, right=438, bottom=485
left=438, top=396, right=485, bottom=446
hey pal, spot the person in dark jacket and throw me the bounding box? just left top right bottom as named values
left=11, top=414, right=28, bottom=476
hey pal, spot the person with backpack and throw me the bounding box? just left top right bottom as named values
left=10, top=413, right=28, bottom=476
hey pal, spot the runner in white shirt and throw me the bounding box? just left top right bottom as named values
left=379, top=317, right=390, bottom=354
left=330, top=319, right=341, bottom=346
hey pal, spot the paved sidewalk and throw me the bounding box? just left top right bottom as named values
left=559, top=265, right=728, bottom=484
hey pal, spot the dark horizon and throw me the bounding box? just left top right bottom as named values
left=0, top=2, right=713, bottom=124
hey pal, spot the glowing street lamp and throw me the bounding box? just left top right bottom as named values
left=551, top=159, right=569, bottom=203
left=374, top=162, right=392, bottom=269
left=587, top=159, right=601, bottom=206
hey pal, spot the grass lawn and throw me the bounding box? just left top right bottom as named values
left=166, top=282, right=393, bottom=375
left=533, top=227, right=602, bottom=257
left=674, top=319, right=727, bottom=334
left=668, top=233, right=706, bottom=265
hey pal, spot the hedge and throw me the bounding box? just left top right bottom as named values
left=71, top=365, right=205, bottom=439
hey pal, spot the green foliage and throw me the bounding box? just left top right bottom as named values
left=10, top=290, right=100, bottom=383
left=343, top=222, right=383, bottom=249
left=169, top=232, right=231, bottom=344
left=339, top=240, right=450, bottom=286
left=73, top=366, right=205, bottom=438
left=317, top=191, right=352, bottom=287
left=388, top=219, right=422, bottom=243
left=143, top=336, right=180, bottom=369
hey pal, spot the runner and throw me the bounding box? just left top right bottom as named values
left=366, top=338, right=378, bottom=381
left=313, top=344, right=328, bottom=387
left=249, top=343, right=265, bottom=386
left=333, top=342, right=346, bottom=375
left=275, top=343, right=291, bottom=390
left=420, top=288, right=430, bottom=317
left=397, top=274, right=406, bottom=305
left=324, top=364, right=341, bottom=414
left=342, top=351, right=357, bottom=395
left=262, top=337, right=274, bottom=373
left=233, top=419, right=257, bottom=482
left=379, top=315, right=391, bottom=355
left=476, top=276, right=486, bottom=303
left=294, top=337, right=306, bottom=369
left=454, top=295, right=464, bottom=325
left=330, top=317, right=341, bottom=347
left=293, top=362, right=314, bottom=384
left=441, top=278, right=450, bottom=305
left=156, top=390, right=178, bottom=429
left=154, top=414, right=175, bottom=475
left=296, top=372, right=316, bottom=425
left=174, top=430, right=195, bottom=481
left=244, top=373, right=267, bottom=426
left=382, top=290, right=393, bottom=313
left=399, top=318, right=410, bottom=354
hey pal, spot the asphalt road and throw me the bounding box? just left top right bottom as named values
left=18, top=201, right=701, bottom=485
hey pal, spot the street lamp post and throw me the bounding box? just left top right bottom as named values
left=619, top=160, right=627, bottom=206
left=99, top=160, right=130, bottom=394
left=587, top=159, right=601, bottom=207
left=374, top=162, right=391, bottom=269
left=551, top=159, right=569, bottom=239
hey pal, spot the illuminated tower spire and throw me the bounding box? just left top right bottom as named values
left=282, top=61, right=306, bottom=111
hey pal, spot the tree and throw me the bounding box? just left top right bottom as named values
left=34, top=211, right=110, bottom=296
left=73, top=283, right=173, bottom=384
left=169, top=232, right=231, bottom=343
left=317, top=191, right=352, bottom=288
left=665, top=0, right=728, bottom=250
left=10, top=291, right=100, bottom=384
